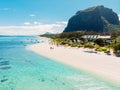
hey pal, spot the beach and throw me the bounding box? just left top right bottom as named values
left=27, top=42, right=120, bottom=84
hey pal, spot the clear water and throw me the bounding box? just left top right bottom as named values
left=0, top=36, right=119, bottom=90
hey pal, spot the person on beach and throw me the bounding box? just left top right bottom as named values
left=50, top=46, right=54, bottom=49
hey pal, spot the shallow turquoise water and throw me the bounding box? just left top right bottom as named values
left=0, top=36, right=120, bottom=90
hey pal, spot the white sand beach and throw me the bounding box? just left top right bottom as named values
left=27, top=42, right=120, bottom=84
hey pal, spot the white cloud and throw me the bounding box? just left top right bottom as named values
left=24, top=22, right=31, bottom=25
left=29, top=14, right=36, bottom=17
left=0, top=21, right=67, bottom=35
left=33, top=21, right=41, bottom=25
left=56, top=21, right=68, bottom=25
left=118, top=14, right=120, bottom=21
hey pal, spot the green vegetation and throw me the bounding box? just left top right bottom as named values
left=41, top=30, right=120, bottom=56
left=113, top=43, right=120, bottom=52
left=113, top=43, right=120, bottom=57
left=59, top=31, right=84, bottom=39
left=96, top=47, right=107, bottom=52
left=84, top=43, right=94, bottom=49
left=40, top=34, right=59, bottom=39
left=111, top=31, right=120, bottom=39
left=94, top=38, right=105, bottom=46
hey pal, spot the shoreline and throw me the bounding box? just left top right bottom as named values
left=27, top=42, right=120, bottom=85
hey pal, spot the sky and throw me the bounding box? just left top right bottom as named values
left=0, top=0, right=120, bottom=35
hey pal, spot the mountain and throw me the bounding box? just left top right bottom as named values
left=44, top=32, right=52, bottom=35
left=64, top=5, right=120, bottom=33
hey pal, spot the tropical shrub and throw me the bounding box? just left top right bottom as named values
left=70, top=43, right=78, bottom=47
left=94, top=38, right=105, bottom=46
left=84, top=43, right=94, bottom=49
left=96, top=47, right=107, bottom=52
left=113, top=43, right=120, bottom=53
left=111, top=31, right=120, bottom=39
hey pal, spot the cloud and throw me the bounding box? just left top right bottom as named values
left=29, top=14, right=36, bottom=17
left=24, top=22, right=31, bottom=25
left=33, top=21, right=41, bottom=25
left=56, top=21, right=68, bottom=25
left=118, top=14, right=120, bottom=20
left=0, top=21, right=67, bottom=35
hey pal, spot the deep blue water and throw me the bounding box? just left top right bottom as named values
left=0, top=36, right=119, bottom=90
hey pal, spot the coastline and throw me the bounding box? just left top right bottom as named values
left=27, top=42, right=120, bottom=85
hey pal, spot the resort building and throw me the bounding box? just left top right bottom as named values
left=82, top=35, right=111, bottom=40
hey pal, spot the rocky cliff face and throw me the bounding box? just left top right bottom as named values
left=64, top=6, right=119, bottom=33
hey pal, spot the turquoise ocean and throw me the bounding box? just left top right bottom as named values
left=0, top=36, right=119, bottom=90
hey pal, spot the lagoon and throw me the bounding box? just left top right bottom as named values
left=0, top=36, right=119, bottom=90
